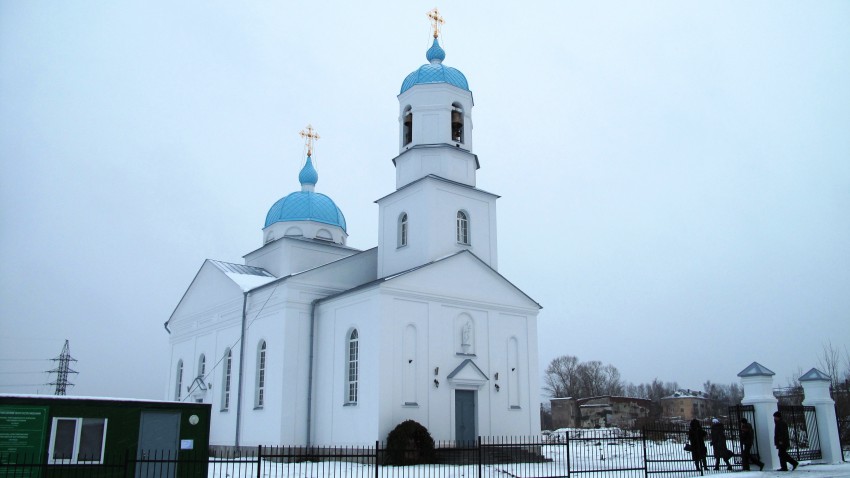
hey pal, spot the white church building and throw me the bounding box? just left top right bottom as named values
left=165, top=18, right=542, bottom=447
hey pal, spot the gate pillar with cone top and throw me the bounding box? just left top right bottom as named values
left=800, top=368, right=843, bottom=463
left=738, top=362, right=779, bottom=471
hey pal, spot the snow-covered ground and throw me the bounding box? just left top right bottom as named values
left=202, top=428, right=850, bottom=478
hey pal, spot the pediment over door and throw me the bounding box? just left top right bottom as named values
left=447, top=359, right=488, bottom=388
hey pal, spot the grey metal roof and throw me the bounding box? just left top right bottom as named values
left=208, top=260, right=274, bottom=278
left=799, top=368, right=831, bottom=382
left=315, top=249, right=541, bottom=309
left=737, top=361, right=775, bottom=377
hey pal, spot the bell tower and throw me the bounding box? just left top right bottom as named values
left=377, top=9, right=498, bottom=278
left=394, top=9, right=478, bottom=189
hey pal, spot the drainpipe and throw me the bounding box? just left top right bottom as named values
left=305, top=298, right=320, bottom=446
left=235, top=291, right=248, bottom=448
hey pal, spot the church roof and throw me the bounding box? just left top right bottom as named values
left=312, top=249, right=541, bottom=309
left=400, top=38, right=469, bottom=94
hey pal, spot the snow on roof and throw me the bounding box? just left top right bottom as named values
left=208, top=260, right=277, bottom=292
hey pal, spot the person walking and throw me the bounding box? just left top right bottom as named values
left=710, top=418, right=733, bottom=471
left=773, top=411, right=799, bottom=471
left=688, top=419, right=709, bottom=474
left=740, top=418, right=764, bottom=471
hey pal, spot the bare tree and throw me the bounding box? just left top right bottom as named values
left=543, top=355, right=580, bottom=398
left=576, top=360, right=606, bottom=397
left=817, top=341, right=842, bottom=390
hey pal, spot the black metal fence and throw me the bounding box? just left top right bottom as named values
left=0, top=419, right=821, bottom=478
left=838, top=417, right=849, bottom=462
left=778, top=405, right=822, bottom=461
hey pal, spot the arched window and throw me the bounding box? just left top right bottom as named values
left=456, top=211, right=469, bottom=245
left=174, top=360, right=183, bottom=401
left=255, top=340, right=266, bottom=408
left=398, top=213, right=408, bottom=247
left=221, top=349, right=232, bottom=411
left=451, top=103, right=464, bottom=143
left=403, top=106, right=413, bottom=146
left=197, top=354, right=206, bottom=379
left=346, top=329, right=359, bottom=404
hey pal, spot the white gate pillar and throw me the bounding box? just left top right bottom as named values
left=738, top=362, right=778, bottom=470
left=800, top=368, right=842, bottom=464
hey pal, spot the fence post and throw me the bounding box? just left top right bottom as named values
left=565, top=430, right=570, bottom=477
left=375, top=440, right=380, bottom=478
left=256, top=445, right=262, bottom=478
left=642, top=427, right=648, bottom=478
left=477, top=436, right=483, bottom=478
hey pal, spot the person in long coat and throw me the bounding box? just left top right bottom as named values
left=710, top=418, right=733, bottom=470
left=774, top=411, right=799, bottom=471
left=740, top=418, right=764, bottom=471
left=688, top=419, right=708, bottom=473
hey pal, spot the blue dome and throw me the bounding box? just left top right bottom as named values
left=264, top=155, right=346, bottom=232
left=400, top=38, right=469, bottom=94
left=264, top=191, right=347, bottom=231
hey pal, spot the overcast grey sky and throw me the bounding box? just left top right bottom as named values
left=1, top=1, right=848, bottom=400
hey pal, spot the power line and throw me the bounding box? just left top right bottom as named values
left=47, top=340, right=77, bottom=395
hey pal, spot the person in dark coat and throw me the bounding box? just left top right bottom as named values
left=710, top=418, right=733, bottom=470
left=688, top=419, right=709, bottom=473
left=773, top=411, right=799, bottom=471
left=740, top=418, right=764, bottom=471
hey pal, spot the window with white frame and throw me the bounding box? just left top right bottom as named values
left=174, top=359, right=183, bottom=401
left=346, top=329, right=359, bottom=404
left=398, top=213, right=408, bottom=247
left=197, top=354, right=206, bottom=379
left=48, top=417, right=107, bottom=464
left=221, top=348, right=232, bottom=411
left=456, top=211, right=470, bottom=245
left=255, top=340, right=266, bottom=408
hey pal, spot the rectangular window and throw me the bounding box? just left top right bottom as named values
left=48, top=417, right=107, bottom=464
left=222, top=351, right=232, bottom=411
left=347, top=332, right=359, bottom=404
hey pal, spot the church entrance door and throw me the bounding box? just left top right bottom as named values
left=136, top=410, right=180, bottom=478
left=455, top=390, right=476, bottom=444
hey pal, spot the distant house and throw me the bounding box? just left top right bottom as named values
left=550, top=397, right=579, bottom=429
left=577, top=396, right=652, bottom=428
left=550, top=396, right=651, bottom=429
left=660, top=390, right=710, bottom=421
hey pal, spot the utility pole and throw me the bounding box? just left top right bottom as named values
left=47, top=340, right=78, bottom=395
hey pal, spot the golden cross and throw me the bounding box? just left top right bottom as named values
left=427, top=8, right=444, bottom=39
left=299, top=124, right=320, bottom=157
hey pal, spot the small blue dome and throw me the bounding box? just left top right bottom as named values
left=400, top=38, right=469, bottom=94
left=426, top=38, right=446, bottom=62
left=298, top=156, right=318, bottom=185
left=264, top=191, right=347, bottom=231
